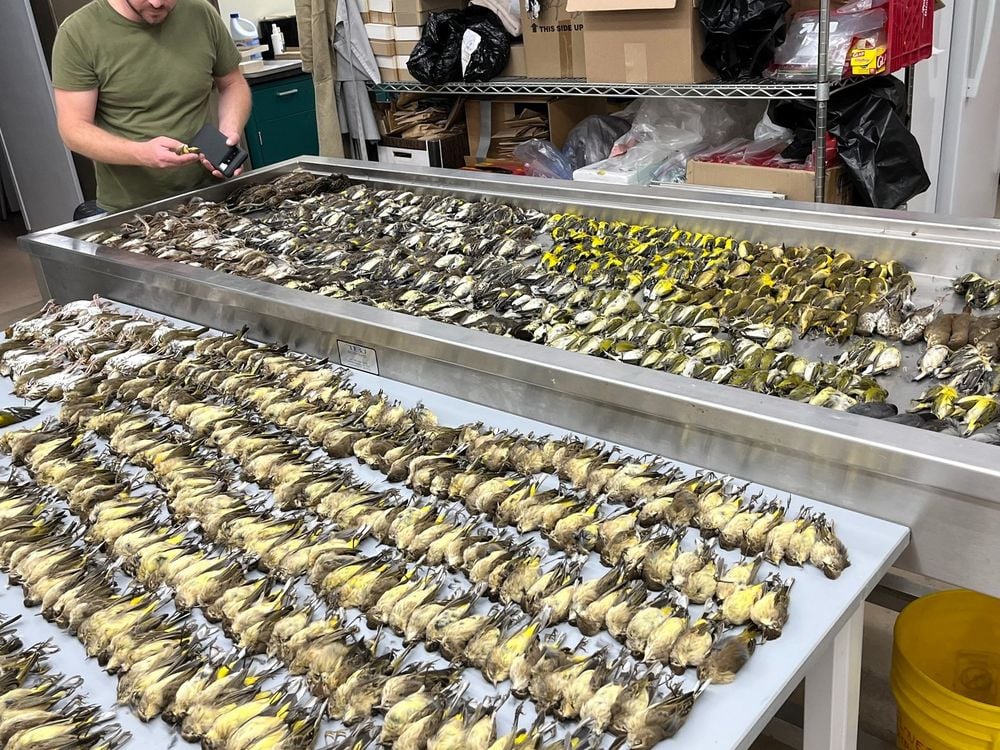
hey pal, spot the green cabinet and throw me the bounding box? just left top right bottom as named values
left=244, top=73, right=319, bottom=168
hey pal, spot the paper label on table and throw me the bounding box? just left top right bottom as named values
left=337, top=340, right=379, bottom=375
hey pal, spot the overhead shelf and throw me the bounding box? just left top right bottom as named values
left=368, top=75, right=851, bottom=100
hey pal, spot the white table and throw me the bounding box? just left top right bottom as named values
left=0, top=302, right=910, bottom=749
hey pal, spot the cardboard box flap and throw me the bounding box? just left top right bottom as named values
left=566, top=0, right=677, bottom=11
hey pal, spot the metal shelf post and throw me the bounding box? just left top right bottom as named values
left=814, top=0, right=832, bottom=203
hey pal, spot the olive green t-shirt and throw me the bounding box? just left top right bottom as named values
left=52, top=0, right=242, bottom=212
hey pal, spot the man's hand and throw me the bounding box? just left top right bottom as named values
left=198, top=131, right=244, bottom=180
left=135, top=137, right=202, bottom=169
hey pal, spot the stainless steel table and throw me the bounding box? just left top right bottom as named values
left=15, top=159, right=996, bottom=595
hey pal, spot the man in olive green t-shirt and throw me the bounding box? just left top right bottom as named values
left=52, top=0, right=252, bottom=213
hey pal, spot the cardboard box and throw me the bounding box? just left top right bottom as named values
left=521, top=0, right=586, bottom=78
left=393, top=25, right=422, bottom=40
left=465, top=97, right=611, bottom=159
left=369, top=39, right=396, bottom=56
left=686, top=161, right=852, bottom=204
left=379, top=131, right=469, bottom=169
left=376, top=55, right=398, bottom=81
left=502, top=43, right=527, bottom=78
left=566, top=0, right=712, bottom=84
left=395, top=39, right=418, bottom=55
left=393, top=0, right=462, bottom=26
left=393, top=26, right=421, bottom=56
left=370, top=11, right=394, bottom=23
left=394, top=54, right=416, bottom=80
left=365, top=23, right=394, bottom=39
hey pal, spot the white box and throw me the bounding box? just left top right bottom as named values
left=365, top=23, right=394, bottom=40
left=393, top=25, right=422, bottom=40
left=573, top=144, right=676, bottom=186
left=394, top=54, right=412, bottom=68
left=368, top=0, right=393, bottom=11
left=375, top=54, right=397, bottom=68
left=378, top=145, right=432, bottom=167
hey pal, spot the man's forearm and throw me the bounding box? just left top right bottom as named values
left=60, top=119, right=144, bottom=166
left=217, top=78, right=252, bottom=142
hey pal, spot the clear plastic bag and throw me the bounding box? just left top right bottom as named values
left=650, top=143, right=711, bottom=184
left=562, top=115, right=632, bottom=170
left=609, top=99, right=759, bottom=158
left=754, top=110, right=794, bottom=141
left=513, top=139, right=574, bottom=180
left=769, top=7, right=886, bottom=80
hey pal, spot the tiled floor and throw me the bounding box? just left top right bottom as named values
left=0, top=214, right=42, bottom=328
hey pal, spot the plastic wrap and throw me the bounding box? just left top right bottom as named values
left=562, top=115, right=632, bottom=170
left=650, top=143, right=711, bottom=183
left=513, top=139, right=574, bottom=180
left=609, top=99, right=760, bottom=158
left=769, top=7, right=886, bottom=80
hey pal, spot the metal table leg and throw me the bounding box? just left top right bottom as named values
left=804, top=604, right=865, bottom=750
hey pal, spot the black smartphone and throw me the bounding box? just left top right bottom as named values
left=188, top=124, right=248, bottom=178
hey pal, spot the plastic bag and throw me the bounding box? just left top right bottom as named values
left=513, top=139, right=574, bottom=180
left=769, top=77, right=930, bottom=208
left=700, top=0, right=791, bottom=79
left=562, top=115, right=632, bottom=170
left=754, top=110, right=794, bottom=141
left=407, top=7, right=511, bottom=85
left=769, top=7, right=886, bottom=80
left=650, top=143, right=711, bottom=183
left=609, top=99, right=759, bottom=157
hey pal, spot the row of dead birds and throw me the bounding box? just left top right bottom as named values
left=2, top=302, right=842, bottom=640
left=1, top=431, right=711, bottom=749
left=76, top=173, right=919, bottom=411
left=0, top=612, right=128, bottom=750
left=0, top=300, right=848, bottom=656
left=4, top=298, right=851, bottom=581
left=4, top=308, right=804, bottom=674
left=539, top=213, right=929, bottom=347
left=0, top=484, right=330, bottom=749
left=53, top=366, right=798, bottom=655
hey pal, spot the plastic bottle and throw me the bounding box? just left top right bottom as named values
left=229, top=13, right=263, bottom=61
left=270, top=24, right=285, bottom=56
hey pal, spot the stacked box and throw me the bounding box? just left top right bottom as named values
left=365, top=0, right=464, bottom=80
left=565, top=0, right=713, bottom=84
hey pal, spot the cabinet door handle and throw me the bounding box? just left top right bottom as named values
left=276, top=88, right=299, bottom=97
left=258, top=131, right=263, bottom=146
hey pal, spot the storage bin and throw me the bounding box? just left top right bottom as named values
left=892, top=590, right=1000, bottom=749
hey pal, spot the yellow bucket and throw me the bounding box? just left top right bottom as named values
left=892, top=590, right=1000, bottom=749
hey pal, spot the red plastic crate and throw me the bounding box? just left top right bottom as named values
left=885, top=0, right=934, bottom=72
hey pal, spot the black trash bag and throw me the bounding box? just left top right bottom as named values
left=562, top=114, right=632, bottom=170
left=769, top=77, right=930, bottom=209
left=407, top=7, right=511, bottom=85
left=700, top=0, right=791, bottom=80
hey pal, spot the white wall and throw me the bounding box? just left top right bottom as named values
left=217, top=0, right=295, bottom=26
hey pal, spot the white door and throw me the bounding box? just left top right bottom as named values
left=934, top=0, right=1000, bottom=218
left=906, top=3, right=953, bottom=214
